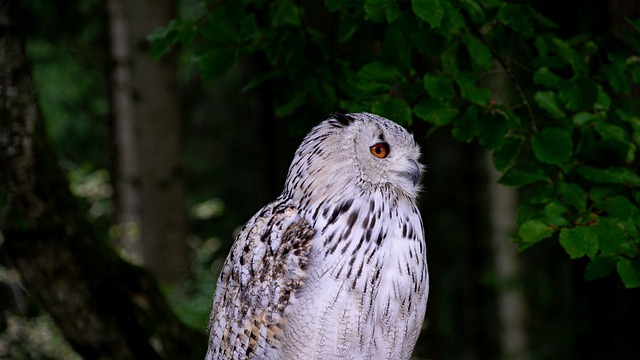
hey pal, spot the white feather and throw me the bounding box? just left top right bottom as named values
left=206, top=113, right=428, bottom=360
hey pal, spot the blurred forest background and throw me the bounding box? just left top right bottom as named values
left=1, top=0, right=640, bottom=359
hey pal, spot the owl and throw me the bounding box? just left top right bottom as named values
left=206, top=112, right=428, bottom=360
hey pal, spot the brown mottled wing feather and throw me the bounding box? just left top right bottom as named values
left=205, top=201, right=314, bottom=360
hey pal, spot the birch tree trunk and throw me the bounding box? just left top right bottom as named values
left=485, top=60, right=529, bottom=360
left=0, top=1, right=205, bottom=358
left=125, top=0, right=188, bottom=284
left=107, top=0, right=142, bottom=262
left=485, top=157, right=528, bottom=360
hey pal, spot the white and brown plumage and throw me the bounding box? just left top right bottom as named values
left=206, top=113, right=429, bottom=360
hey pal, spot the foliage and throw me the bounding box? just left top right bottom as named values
left=0, top=311, right=82, bottom=360
left=23, top=0, right=109, bottom=169
left=165, top=199, right=226, bottom=331
left=68, top=166, right=114, bottom=222
left=150, top=0, right=640, bottom=288
left=166, top=235, right=220, bottom=330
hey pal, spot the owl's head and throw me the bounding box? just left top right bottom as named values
left=284, top=112, right=424, bottom=203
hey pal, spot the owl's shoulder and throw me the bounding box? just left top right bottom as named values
left=206, top=199, right=314, bottom=359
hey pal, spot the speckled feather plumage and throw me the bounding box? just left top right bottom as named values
left=206, top=113, right=429, bottom=360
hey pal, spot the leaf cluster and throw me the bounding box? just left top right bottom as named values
left=150, top=0, right=640, bottom=288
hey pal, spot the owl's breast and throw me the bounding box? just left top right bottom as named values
left=278, top=196, right=428, bottom=359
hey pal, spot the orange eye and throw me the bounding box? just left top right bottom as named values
left=370, top=142, right=390, bottom=158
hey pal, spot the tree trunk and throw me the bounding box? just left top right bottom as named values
left=0, top=1, right=206, bottom=358
left=107, top=0, right=142, bottom=262
left=484, top=60, right=529, bottom=359
left=485, top=155, right=528, bottom=360
left=125, top=0, right=188, bottom=284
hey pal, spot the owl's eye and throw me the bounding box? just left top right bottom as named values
left=370, top=142, right=390, bottom=158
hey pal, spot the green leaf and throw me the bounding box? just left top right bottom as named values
left=357, top=62, right=402, bottom=83
left=147, top=19, right=178, bottom=42
left=340, top=99, right=372, bottom=113
left=423, top=74, right=455, bottom=100
left=324, top=0, right=344, bottom=12
left=619, top=219, right=640, bottom=243
left=585, top=256, right=617, bottom=281
left=412, top=0, right=444, bottom=28
left=147, top=20, right=180, bottom=60
left=440, top=1, right=466, bottom=35
left=456, top=72, right=491, bottom=105
left=534, top=91, right=565, bottom=119
left=178, top=24, right=196, bottom=46
left=551, top=37, right=588, bottom=76
left=462, top=33, right=493, bottom=69
left=593, top=122, right=636, bottom=163
left=595, top=84, right=611, bottom=110
left=545, top=201, right=569, bottom=227
left=459, top=0, right=484, bottom=22
left=271, top=0, right=301, bottom=27
left=238, top=15, right=260, bottom=50
left=413, top=99, right=458, bottom=127
left=493, top=135, right=525, bottom=171
left=576, top=166, right=640, bottom=185
left=240, top=70, right=279, bottom=93
left=533, top=67, right=561, bottom=88
left=372, top=97, right=412, bottom=125
left=516, top=202, right=545, bottom=227
left=626, top=18, right=640, bottom=33
left=499, top=164, right=548, bottom=186
left=572, top=112, right=598, bottom=126
left=315, top=82, right=338, bottom=108
left=558, top=78, right=598, bottom=112
left=364, top=0, right=399, bottom=22
left=558, top=182, right=587, bottom=211
left=530, top=184, right=555, bottom=204
left=603, top=62, right=630, bottom=94
left=199, top=48, right=235, bottom=80
left=354, top=62, right=401, bottom=95
left=595, top=122, right=629, bottom=143
left=201, top=14, right=241, bottom=45
left=386, top=5, right=400, bottom=22
left=591, top=218, right=629, bottom=256
left=532, top=127, right=573, bottom=165
left=476, top=114, right=507, bottom=150
left=617, top=258, right=640, bottom=288
left=275, top=92, right=306, bottom=118
left=601, top=196, right=639, bottom=219
left=559, top=226, right=599, bottom=259
left=590, top=186, right=622, bottom=203
left=519, top=219, right=554, bottom=244
left=452, top=107, right=477, bottom=143
left=383, top=25, right=410, bottom=70
left=497, top=4, right=534, bottom=37
left=338, top=15, right=357, bottom=43
left=526, top=5, right=558, bottom=28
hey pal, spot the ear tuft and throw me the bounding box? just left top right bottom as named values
left=331, top=113, right=355, bottom=126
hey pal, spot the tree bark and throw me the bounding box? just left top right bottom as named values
left=484, top=60, right=529, bottom=360
left=107, top=0, right=142, bottom=262
left=125, top=0, right=189, bottom=284
left=485, top=155, right=528, bottom=360
left=0, top=1, right=206, bottom=358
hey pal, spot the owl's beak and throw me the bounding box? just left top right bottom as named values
left=407, top=159, right=421, bottom=187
